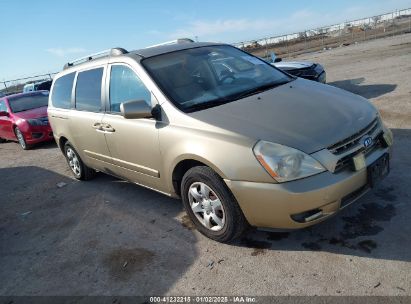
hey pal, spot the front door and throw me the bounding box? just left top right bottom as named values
left=102, top=64, right=162, bottom=189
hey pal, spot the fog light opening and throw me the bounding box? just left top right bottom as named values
left=291, top=208, right=323, bottom=223
left=31, top=132, right=43, bottom=139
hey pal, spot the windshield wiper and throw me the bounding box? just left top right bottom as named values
left=184, top=79, right=292, bottom=113
left=230, top=80, right=291, bottom=100
left=185, top=99, right=232, bottom=112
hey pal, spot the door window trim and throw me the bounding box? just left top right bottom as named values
left=105, top=63, right=152, bottom=116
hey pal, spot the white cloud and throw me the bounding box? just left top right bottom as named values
left=169, top=18, right=281, bottom=41
left=167, top=10, right=333, bottom=42
left=46, top=47, right=87, bottom=57
left=167, top=4, right=411, bottom=43
left=147, top=29, right=162, bottom=36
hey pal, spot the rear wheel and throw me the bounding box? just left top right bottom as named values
left=64, top=142, right=96, bottom=180
left=181, top=166, right=248, bottom=243
left=14, top=127, right=30, bottom=150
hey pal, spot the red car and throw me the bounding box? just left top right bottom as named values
left=0, top=91, right=54, bottom=149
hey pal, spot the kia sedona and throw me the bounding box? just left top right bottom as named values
left=48, top=39, right=393, bottom=242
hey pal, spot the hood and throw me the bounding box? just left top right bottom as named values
left=13, top=106, right=48, bottom=120
left=190, top=78, right=377, bottom=154
left=273, top=61, right=314, bottom=71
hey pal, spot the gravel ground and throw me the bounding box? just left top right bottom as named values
left=0, top=34, right=410, bottom=297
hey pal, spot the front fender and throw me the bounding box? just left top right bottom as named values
left=14, top=119, right=31, bottom=135
left=159, top=124, right=274, bottom=195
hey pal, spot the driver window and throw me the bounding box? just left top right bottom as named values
left=109, top=65, right=151, bottom=113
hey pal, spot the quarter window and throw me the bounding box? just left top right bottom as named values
left=75, top=68, right=104, bottom=112
left=109, top=65, right=151, bottom=113
left=51, top=73, right=75, bottom=109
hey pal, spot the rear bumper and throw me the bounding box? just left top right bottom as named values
left=224, top=146, right=390, bottom=229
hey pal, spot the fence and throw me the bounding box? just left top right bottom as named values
left=233, top=8, right=411, bottom=59
left=2, top=8, right=411, bottom=94
left=0, top=73, right=57, bottom=95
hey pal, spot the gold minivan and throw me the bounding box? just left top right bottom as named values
left=48, top=40, right=393, bottom=242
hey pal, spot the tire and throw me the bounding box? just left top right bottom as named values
left=14, top=127, right=30, bottom=150
left=0, top=137, right=6, bottom=143
left=181, top=166, right=248, bottom=242
left=64, top=142, right=96, bottom=180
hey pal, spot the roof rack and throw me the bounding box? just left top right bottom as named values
left=63, top=47, right=128, bottom=70
left=145, top=38, right=194, bottom=49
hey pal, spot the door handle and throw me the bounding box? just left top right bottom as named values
left=92, top=122, right=102, bottom=130
left=101, top=124, right=115, bottom=132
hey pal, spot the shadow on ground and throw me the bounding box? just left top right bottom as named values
left=1, top=140, right=57, bottom=150
left=232, top=128, right=411, bottom=263
left=329, top=77, right=397, bottom=99
left=0, top=166, right=195, bottom=295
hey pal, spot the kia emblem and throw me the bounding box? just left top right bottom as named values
left=363, top=136, right=373, bottom=148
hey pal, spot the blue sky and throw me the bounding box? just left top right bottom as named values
left=0, top=0, right=410, bottom=81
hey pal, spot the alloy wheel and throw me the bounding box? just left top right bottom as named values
left=188, top=182, right=226, bottom=231
left=15, top=128, right=26, bottom=149
left=66, top=147, right=81, bottom=176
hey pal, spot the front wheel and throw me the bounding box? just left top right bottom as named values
left=14, top=127, right=30, bottom=150
left=181, top=166, right=248, bottom=243
left=64, top=142, right=96, bottom=180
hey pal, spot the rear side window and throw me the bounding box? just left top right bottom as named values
left=51, top=73, right=75, bottom=109
left=109, top=65, right=151, bottom=112
left=75, top=68, right=104, bottom=112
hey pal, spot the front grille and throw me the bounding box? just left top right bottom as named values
left=38, top=116, right=49, bottom=125
left=334, top=133, right=383, bottom=172
left=328, top=118, right=379, bottom=155
left=32, top=132, right=43, bottom=139
left=328, top=118, right=382, bottom=172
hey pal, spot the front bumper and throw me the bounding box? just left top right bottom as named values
left=317, top=71, right=326, bottom=83
left=24, top=125, right=54, bottom=144
left=224, top=145, right=391, bottom=230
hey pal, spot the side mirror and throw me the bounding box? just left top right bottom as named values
left=0, top=111, right=9, bottom=117
left=120, top=99, right=152, bottom=119
left=274, top=57, right=282, bottom=63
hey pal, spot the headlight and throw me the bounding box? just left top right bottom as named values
left=314, top=64, right=324, bottom=73
left=253, top=141, right=326, bottom=182
left=27, top=119, right=45, bottom=126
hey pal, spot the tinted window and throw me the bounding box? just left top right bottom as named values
left=51, top=73, right=75, bottom=109
left=75, top=68, right=103, bottom=112
left=0, top=100, right=7, bottom=112
left=8, top=92, right=49, bottom=113
left=109, top=65, right=151, bottom=112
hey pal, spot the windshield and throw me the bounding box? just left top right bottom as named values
left=142, top=45, right=292, bottom=112
left=8, top=92, right=49, bottom=113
